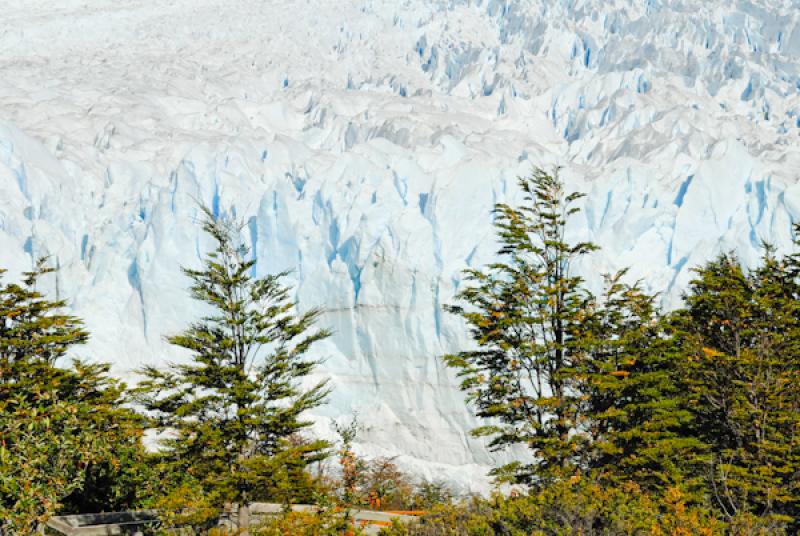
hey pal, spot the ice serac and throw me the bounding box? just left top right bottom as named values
left=1, top=0, right=799, bottom=490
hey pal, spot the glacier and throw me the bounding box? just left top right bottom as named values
left=1, top=0, right=800, bottom=490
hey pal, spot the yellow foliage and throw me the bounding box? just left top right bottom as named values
left=648, top=487, right=722, bottom=536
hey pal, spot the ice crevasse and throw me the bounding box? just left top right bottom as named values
left=1, top=0, right=800, bottom=489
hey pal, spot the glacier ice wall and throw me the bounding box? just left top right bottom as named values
left=1, top=0, right=800, bottom=489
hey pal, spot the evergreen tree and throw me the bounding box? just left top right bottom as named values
left=0, top=259, right=88, bottom=390
left=444, top=168, right=702, bottom=494
left=582, top=272, right=705, bottom=496
left=56, top=361, right=152, bottom=515
left=0, top=260, right=141, bottom=534
left=135, top=207, right=331, bottom=531
left=444, top=168, right=598, bottom=484
left=672, top=249, right=800, bottom=527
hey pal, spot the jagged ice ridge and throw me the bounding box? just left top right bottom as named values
left=1, top=0, right=800, bottom=490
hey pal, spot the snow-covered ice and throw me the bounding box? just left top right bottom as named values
left=1, top=0, right=800, bottom=490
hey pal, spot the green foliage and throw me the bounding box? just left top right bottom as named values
left=0, top=259, right=88, bottom=375
left=58, top=434, right=155, bottom=515
left=443, top=168, right=799, bottom=531
left=135, top=206, right=331, bottom=522
left=2, top=168, right=799, bottom=536
left=253, top=507, right=364, bottom=536
left=0, top=260, right=142, bottom=533
left=1, top=388, right=102, bottom=533
left=410, top=480, right=453, bottom=511
left=670, top=248, right=800, bottom=526
left=580, top=272, right=706, bottom=496
left=444, top=168, right=599, bottom=484
left=151, top=481, right=220, bottom=532
left=443, top=169, right=673, bottom=488
left=380, top=481, right=725, bottom=536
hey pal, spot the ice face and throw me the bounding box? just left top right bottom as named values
left=1, top=0, right=799, bottom=490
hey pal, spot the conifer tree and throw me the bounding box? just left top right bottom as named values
left=444, top=168, right=701, bottom=492
left=672, top=249, right=800, bottom=527
left=0, top=259, right=88, bottom=389
left=0, top=260, right=140, bottom=534
left=136, top=207, right=331, bottom=530
left=580, top=271, right=704, bottom=495
left=444, top=168, right=598, bottom=484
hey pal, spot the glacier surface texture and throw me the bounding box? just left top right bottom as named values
left=2, top=0, right=800, bottom=489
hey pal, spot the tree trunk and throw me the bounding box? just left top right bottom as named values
left=238, top=503, right=250, bottom=535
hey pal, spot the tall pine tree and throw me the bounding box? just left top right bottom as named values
left=136, top=207, right=331, bottom=530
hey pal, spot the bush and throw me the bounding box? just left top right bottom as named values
left=252, top=507, right=359, bottom=536
left=380, top=480, right=727, bottom=536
